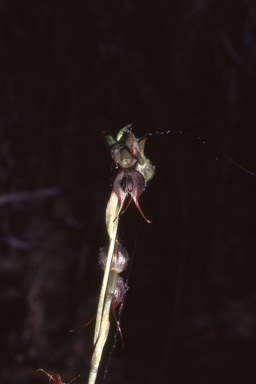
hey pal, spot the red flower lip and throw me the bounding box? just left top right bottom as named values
left=113, top=168, right=151, bottom=223
left=103, top=126, right=155, bottom=223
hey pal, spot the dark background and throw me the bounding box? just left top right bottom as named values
left=1, top=1, right=256, bottom=383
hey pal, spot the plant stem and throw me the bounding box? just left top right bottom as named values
left=93, top=192, right=119, bottom=344
left=88, top=271, right=118, bottom=384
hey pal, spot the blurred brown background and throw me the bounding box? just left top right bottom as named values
left=1, top=1, right=256, bottom=383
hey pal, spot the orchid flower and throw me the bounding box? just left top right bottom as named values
left=104, top=126, right=155, bottom=223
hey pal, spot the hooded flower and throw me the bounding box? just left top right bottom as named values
left=113, top=168, right=149, bottom=222
left=104, top=126, right=155, bottom=223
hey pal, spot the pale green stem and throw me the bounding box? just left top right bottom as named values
left=88, top=271, right=118, bottom=384
left=93, top=192, right=119, bottom=344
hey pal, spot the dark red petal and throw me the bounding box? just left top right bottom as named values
left=111, top=276, right=125, bottom=348
left=113, top=170, right=128, bottom=221
left=121, top=131, right=142, bottom=164
left=130, top=169, right=152, bottom=223
left=120, top=195, right=133, bottom=216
